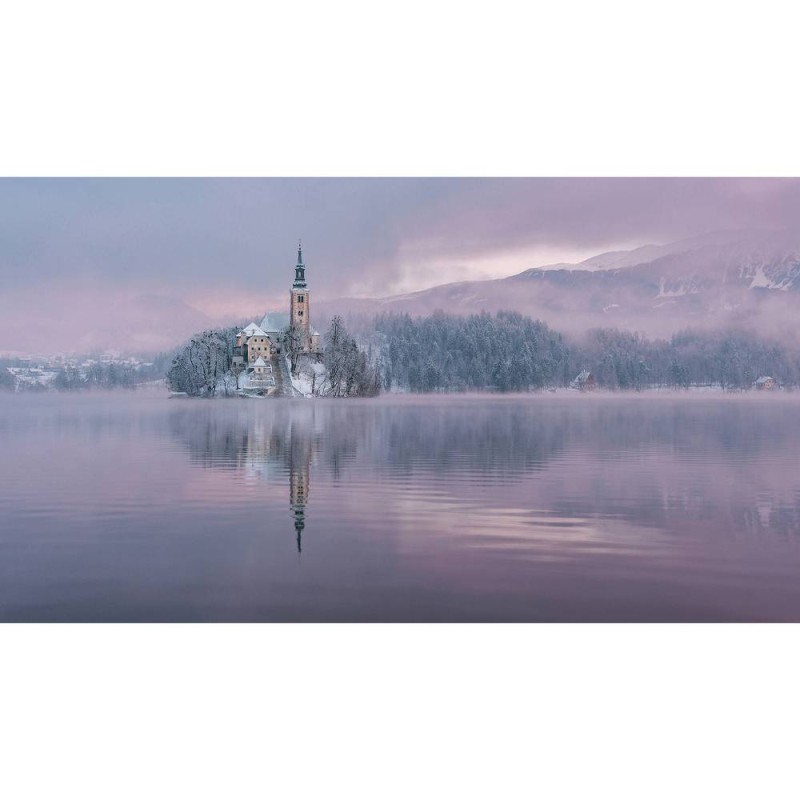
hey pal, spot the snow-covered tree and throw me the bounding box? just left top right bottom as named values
left=320, top=316, right=380, bottom=397
left=167, top=327, right=239, bottom=397
left=0, top=368, right=16, bottom=392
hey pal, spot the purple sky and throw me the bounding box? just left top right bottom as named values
left=2, top=177, right=799, bottom=354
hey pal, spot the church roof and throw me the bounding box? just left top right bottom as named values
left=242, top=324, right=268, bottom=337
left=260, top=312, right=290, bottom=333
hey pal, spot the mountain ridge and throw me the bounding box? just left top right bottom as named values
left=320, top=230, right=800, bottom=338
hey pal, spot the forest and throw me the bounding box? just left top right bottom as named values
left=368, top=311, right=800, bottom=392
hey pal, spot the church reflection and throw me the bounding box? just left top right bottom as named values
left=244, top=412, right=315, bottom=555
left=290, top=450, right=309, bottom=553
left=169, top=405, right=318, bottom=553
left=289, top=428, right=311, bottom=553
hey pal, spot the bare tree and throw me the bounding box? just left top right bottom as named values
left=284, top=325, right=305, bottom=376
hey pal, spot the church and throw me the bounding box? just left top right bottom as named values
left=232, top=243, right=321, bottom=373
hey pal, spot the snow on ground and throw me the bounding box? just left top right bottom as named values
left=287, top=356, right=327, bottom=397
left=291, top=371, right=313, bottom=397
left=746, top=263, right=793, bottom=290
left=655, top=277, right=699, bottom=298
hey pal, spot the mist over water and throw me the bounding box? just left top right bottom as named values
left=2, top=391, right=800, bottom=621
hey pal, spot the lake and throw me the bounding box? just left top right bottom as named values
left=1, top=391, right=800, bottom=621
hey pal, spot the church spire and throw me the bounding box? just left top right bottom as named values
left=293, top=240, right=307, bottom=288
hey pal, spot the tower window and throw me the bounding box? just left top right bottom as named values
left=298, top=295, right=304, bottom=302
left=298, top=310, right=304, bottom=316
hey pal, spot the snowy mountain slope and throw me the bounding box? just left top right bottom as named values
left=526, top=231, right=742, bottom=274
left=322, top=231, right=800, bottom=338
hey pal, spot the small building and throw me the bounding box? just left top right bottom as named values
left=251, top=356, right=270, bottom=376
left=246, top=326, right=272, bottom=362
left=755, top=376, right=776, bottom=391
left=571, top=369, right=597, bottom=391
left=247, top=356, right=275, bottom=392
left=234, top=323, right=274, bottom=366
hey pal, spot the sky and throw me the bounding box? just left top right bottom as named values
left=2, top=177, right=800, bottom=354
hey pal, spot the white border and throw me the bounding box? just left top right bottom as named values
left=1, top=625, right=798, bottom=799
left=2, top=2, right=799, bottom=798
left=1, top=1, right=799, bottom=176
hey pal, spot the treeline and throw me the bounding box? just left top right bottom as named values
left=571, top=328, right=800, bottom=390
left=369, top=311, right=800, bottom=392
left=54, top=363, right=138, bottom=390
left=52, top=355, right=176, bottom=390
left=0, top=354, right=175, bottom=393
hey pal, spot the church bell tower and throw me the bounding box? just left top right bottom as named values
left=290, top=241, right=310, bottom=344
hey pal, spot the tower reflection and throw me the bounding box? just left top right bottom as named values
left=234, top=412, right=315, bottom=553
left=289, top=433, right=311, bottom=553
left=168, top=404, right=319, bottom=553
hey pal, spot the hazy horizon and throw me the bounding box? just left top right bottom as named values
left=3, top=177, right=800, bottom=355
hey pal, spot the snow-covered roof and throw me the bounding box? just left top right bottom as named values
left=310, top=327, right=320, bottom=336
left=245, top=325, right=268, bottom=338
left=260, top=312, right=290, bottom=333
left=755, top=376, right=774, bottom=384
left=242, top=322, right=261, bottom=334
left=252, top=356, right=267, bottom=367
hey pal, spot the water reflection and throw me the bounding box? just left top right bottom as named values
left=3, top=393, right=800, bottom=620
left=168, top=404, right=320, bottom=553
left=164, top=397, right=800, bottom=550
left=289, top=431, right=310, bottom=554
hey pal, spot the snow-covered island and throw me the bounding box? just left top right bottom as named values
left=166, top=314, right=380, bottom=400
left=165, top=244, right=381, bottom=399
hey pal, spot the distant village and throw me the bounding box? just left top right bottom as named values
left=0, top=352, right=161, bottom=392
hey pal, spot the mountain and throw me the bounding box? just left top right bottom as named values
left=320, top=231, right=800, bottom=339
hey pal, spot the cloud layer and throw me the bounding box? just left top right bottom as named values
left=2, top=178, right=800, bottom=353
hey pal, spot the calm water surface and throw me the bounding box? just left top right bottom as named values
left=2, top=391, right=800, bottom=621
